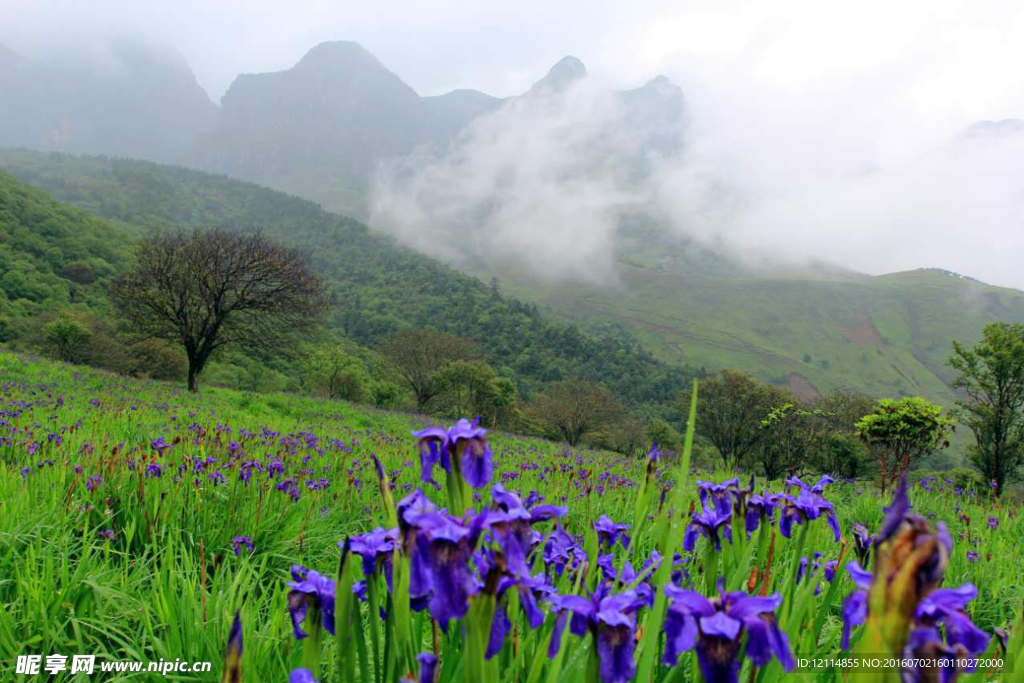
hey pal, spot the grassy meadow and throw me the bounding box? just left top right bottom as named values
left=1, top=350, right=1022, bottom=681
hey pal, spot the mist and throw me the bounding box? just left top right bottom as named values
left=370, top=0, right=1024, bottom=288
left=370, top=78, right=669, bottom=283
left=3, top=0, right=1024, bottom=288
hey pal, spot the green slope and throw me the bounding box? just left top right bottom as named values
left=0, top=169, right=132, bottom=327
left=492, top=258, right=1024, bottom=405
left=0, top=149, right=700, bottom=414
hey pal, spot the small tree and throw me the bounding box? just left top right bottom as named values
left=813, top=390, right=878, bottom=433
left=855, top=397, right=954, bottom=492
left=381, top=329, right=478, bottom=412
left=304, top=344, right=369, bottom=402
left=42, top=316, right=92, bottom=363
left=432, top=359, right=517, bottom=426
left=111, top=229, right=325, bottom=392
left=696, top=370, right=782, bottom=468
left=531, top=379, right=624, bottom=446
left=611, top=416, right=648, bottom=456
left=810, top=390, right=876, bottom=477
left=949, top=322, right=1024, bottom=496
left=645, top=418, right=681, bottom=454
left=755, top=403, right=827, bottom=480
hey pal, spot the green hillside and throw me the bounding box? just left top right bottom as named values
left=490, top=257, right=1024, bottom=405
left=0, top=149, right=700, bottom=415
left=5, top=147, right=1019, bottom=413
left=0, top=169, right=132, bottom=332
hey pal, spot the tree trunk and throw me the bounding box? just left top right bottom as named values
left=187, top=358, right=199, bottom=393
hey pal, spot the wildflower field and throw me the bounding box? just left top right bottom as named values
left=2, top=350, right=1023, bottom=682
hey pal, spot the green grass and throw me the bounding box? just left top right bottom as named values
left=2, top=351, right=1022, bottom=681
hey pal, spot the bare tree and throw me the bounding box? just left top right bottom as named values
left=110, top=228, right=326, bottom=392
left=380, top=329, right=478, bottom=411
left=530, top=379, right=624, bottom=446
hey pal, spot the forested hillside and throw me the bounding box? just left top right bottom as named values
left=0, top=170, right=131, bottom=333
left=0, top=150, right=702, bottom=416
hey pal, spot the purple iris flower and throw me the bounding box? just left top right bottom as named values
left=398, top=653, right=438, bottom=683
left=850, top=522, right=873, bottom=565
left=663, top=581, right=794, bottom=682
left=696, top=477, right=740, bottom=510
left=99, top=529, right=116, bottom=541
left=744, top=492, right=780, bottom=535
left=898, top=586, right=991, bottom=682
left=413, top=425, right=446, bottom=489
left=912, top=584, right=990, bottom=655
left=543, top=525, right=585, bottom=578
left=796, top=556, right=811, bottom=584
left=396, top=489, right=440, bottom=607
left=966, top=550, right=980, bottom=563
left=289, top=669, right=319, bottom=683
left=150, top=437, right=172, bottom=456
left=683, top=496, right=734, bottom=552
left=785, top=474, right=834, bottom=494
left=231, top=536, right=253, bottom=556
left=287, top=566, right=336, bottom=639
left=877, top=476, right=913, bottom=542
left=146, top=461, right=163, bottom=478
left=778, top=489, right=840, bottom=541
left=795, top=554, right=837, bottom=595
left=416, top=653, right=438, bottom=683
left=412, top=417, right=493, bottom=489
left=597, top=555, right=657, bottom=608
left=86, top=475, right=102, bottom=491
left=484, top=566, right=553, bottom=658
left=405, top=511, right=485, bottom=630
left=594, top=515, right=631, bottom=551
left=988, top=516, right=999, bottom=530
left=489, top=484, right=567, bottom=577
left=348, top=526, right=398, bottom=589
left=239, top=460, right=261, bottom=484
left=226, top=609, right=242, bottom=656
left=840, top=475, right=984, bottom=663
left=549, top=587, right=645, bottom=683
left=839, top=567, right=888, bottom=645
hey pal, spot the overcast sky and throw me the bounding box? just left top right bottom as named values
left=3, top=0, right=1024, bottom=286
left=2, top=0, right=1021, bottom=108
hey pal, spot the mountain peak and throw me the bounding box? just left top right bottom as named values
left=529, top=55, right=587, bottom=94
left=294, top=40, right=382, bottom=72
left=965, top=118, right=1024, bottom=139
left=644, top=74, right=673, bottom=87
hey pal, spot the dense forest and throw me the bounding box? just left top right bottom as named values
left=0, top=151, right=704, bottom=421
left=0, top=169, right=131, bottom=330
